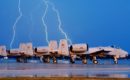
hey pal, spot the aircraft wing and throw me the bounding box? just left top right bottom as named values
left=89, top=48, right=111, bottom=57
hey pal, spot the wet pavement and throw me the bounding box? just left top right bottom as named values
left=0, top=59, right=130, bottom=78
left=0, top=63, right=130, bottom=78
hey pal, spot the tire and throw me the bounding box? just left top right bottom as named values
left=40, top=56, right=44, bottom=63
left=46, top=56, right=50, bottom=63
left=16, top=56, right=27, bottom=63
left=53, top=56, right=57, bottom=64
left=93, top=60, right=98, bottom=64
left=82, top=55, right=87, bottom=64
left=82, top=59, right=87, bottom=64
left=40, top=56, right=50, bottom=63
left=70, top=57, right=75, bottom=64
left=114, top=60, right=118, bottom=64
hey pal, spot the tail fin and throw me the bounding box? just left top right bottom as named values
left=26, top=43, right=33, bottom=56
left=19, top=43, right=26, bottom=53
left=0, top=46, right=7, bottom=56
left=19, top=43, right=33, bottom=56
left=49, top=40, right=58, bottom=52
left=58, top=39, right=69, bottom=56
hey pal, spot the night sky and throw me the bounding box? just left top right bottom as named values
left=0, top=0, right=130, bottom=53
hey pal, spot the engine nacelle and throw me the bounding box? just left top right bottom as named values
left=36, top=46, right=49, bottom=53
left=70, top=44, right=88, bottom=54
left=35, top=46, right=50, bottom=56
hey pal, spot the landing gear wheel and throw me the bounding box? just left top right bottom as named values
left=46, top=56, right=50, bottom=63
left=93, top=60, right=98, bottom=64
left=114, top=60, right=118, bottom=64
left=82, top=59, right=87, bottom=64
left=82, top=55, right=87, bottom=64
left=40, top=56, right=50, bottom=63
left=40, top=56, right=44, bottom=63
left=70, top=57, right=75, bottom=64
left=44, top=56, right=50, bottom=63
left=16, top=56, right=27, bottom=63
left=53, top=56, right=57, bottom=64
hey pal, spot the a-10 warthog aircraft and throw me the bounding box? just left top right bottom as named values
left=0, top=39, right=128, bottom=64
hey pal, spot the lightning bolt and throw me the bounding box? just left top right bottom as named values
left=42, top=0, right=72, bottom=45
left=52, top=3, right=72, bottom=44
left=10, top=0, right=22, bottom=49
left=42, top=0, right=49, bottom=45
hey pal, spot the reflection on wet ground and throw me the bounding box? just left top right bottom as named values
left=0, top=59, right=130, bottom=78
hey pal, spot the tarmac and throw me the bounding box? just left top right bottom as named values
left=0, top=62, right=130, bottom=78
